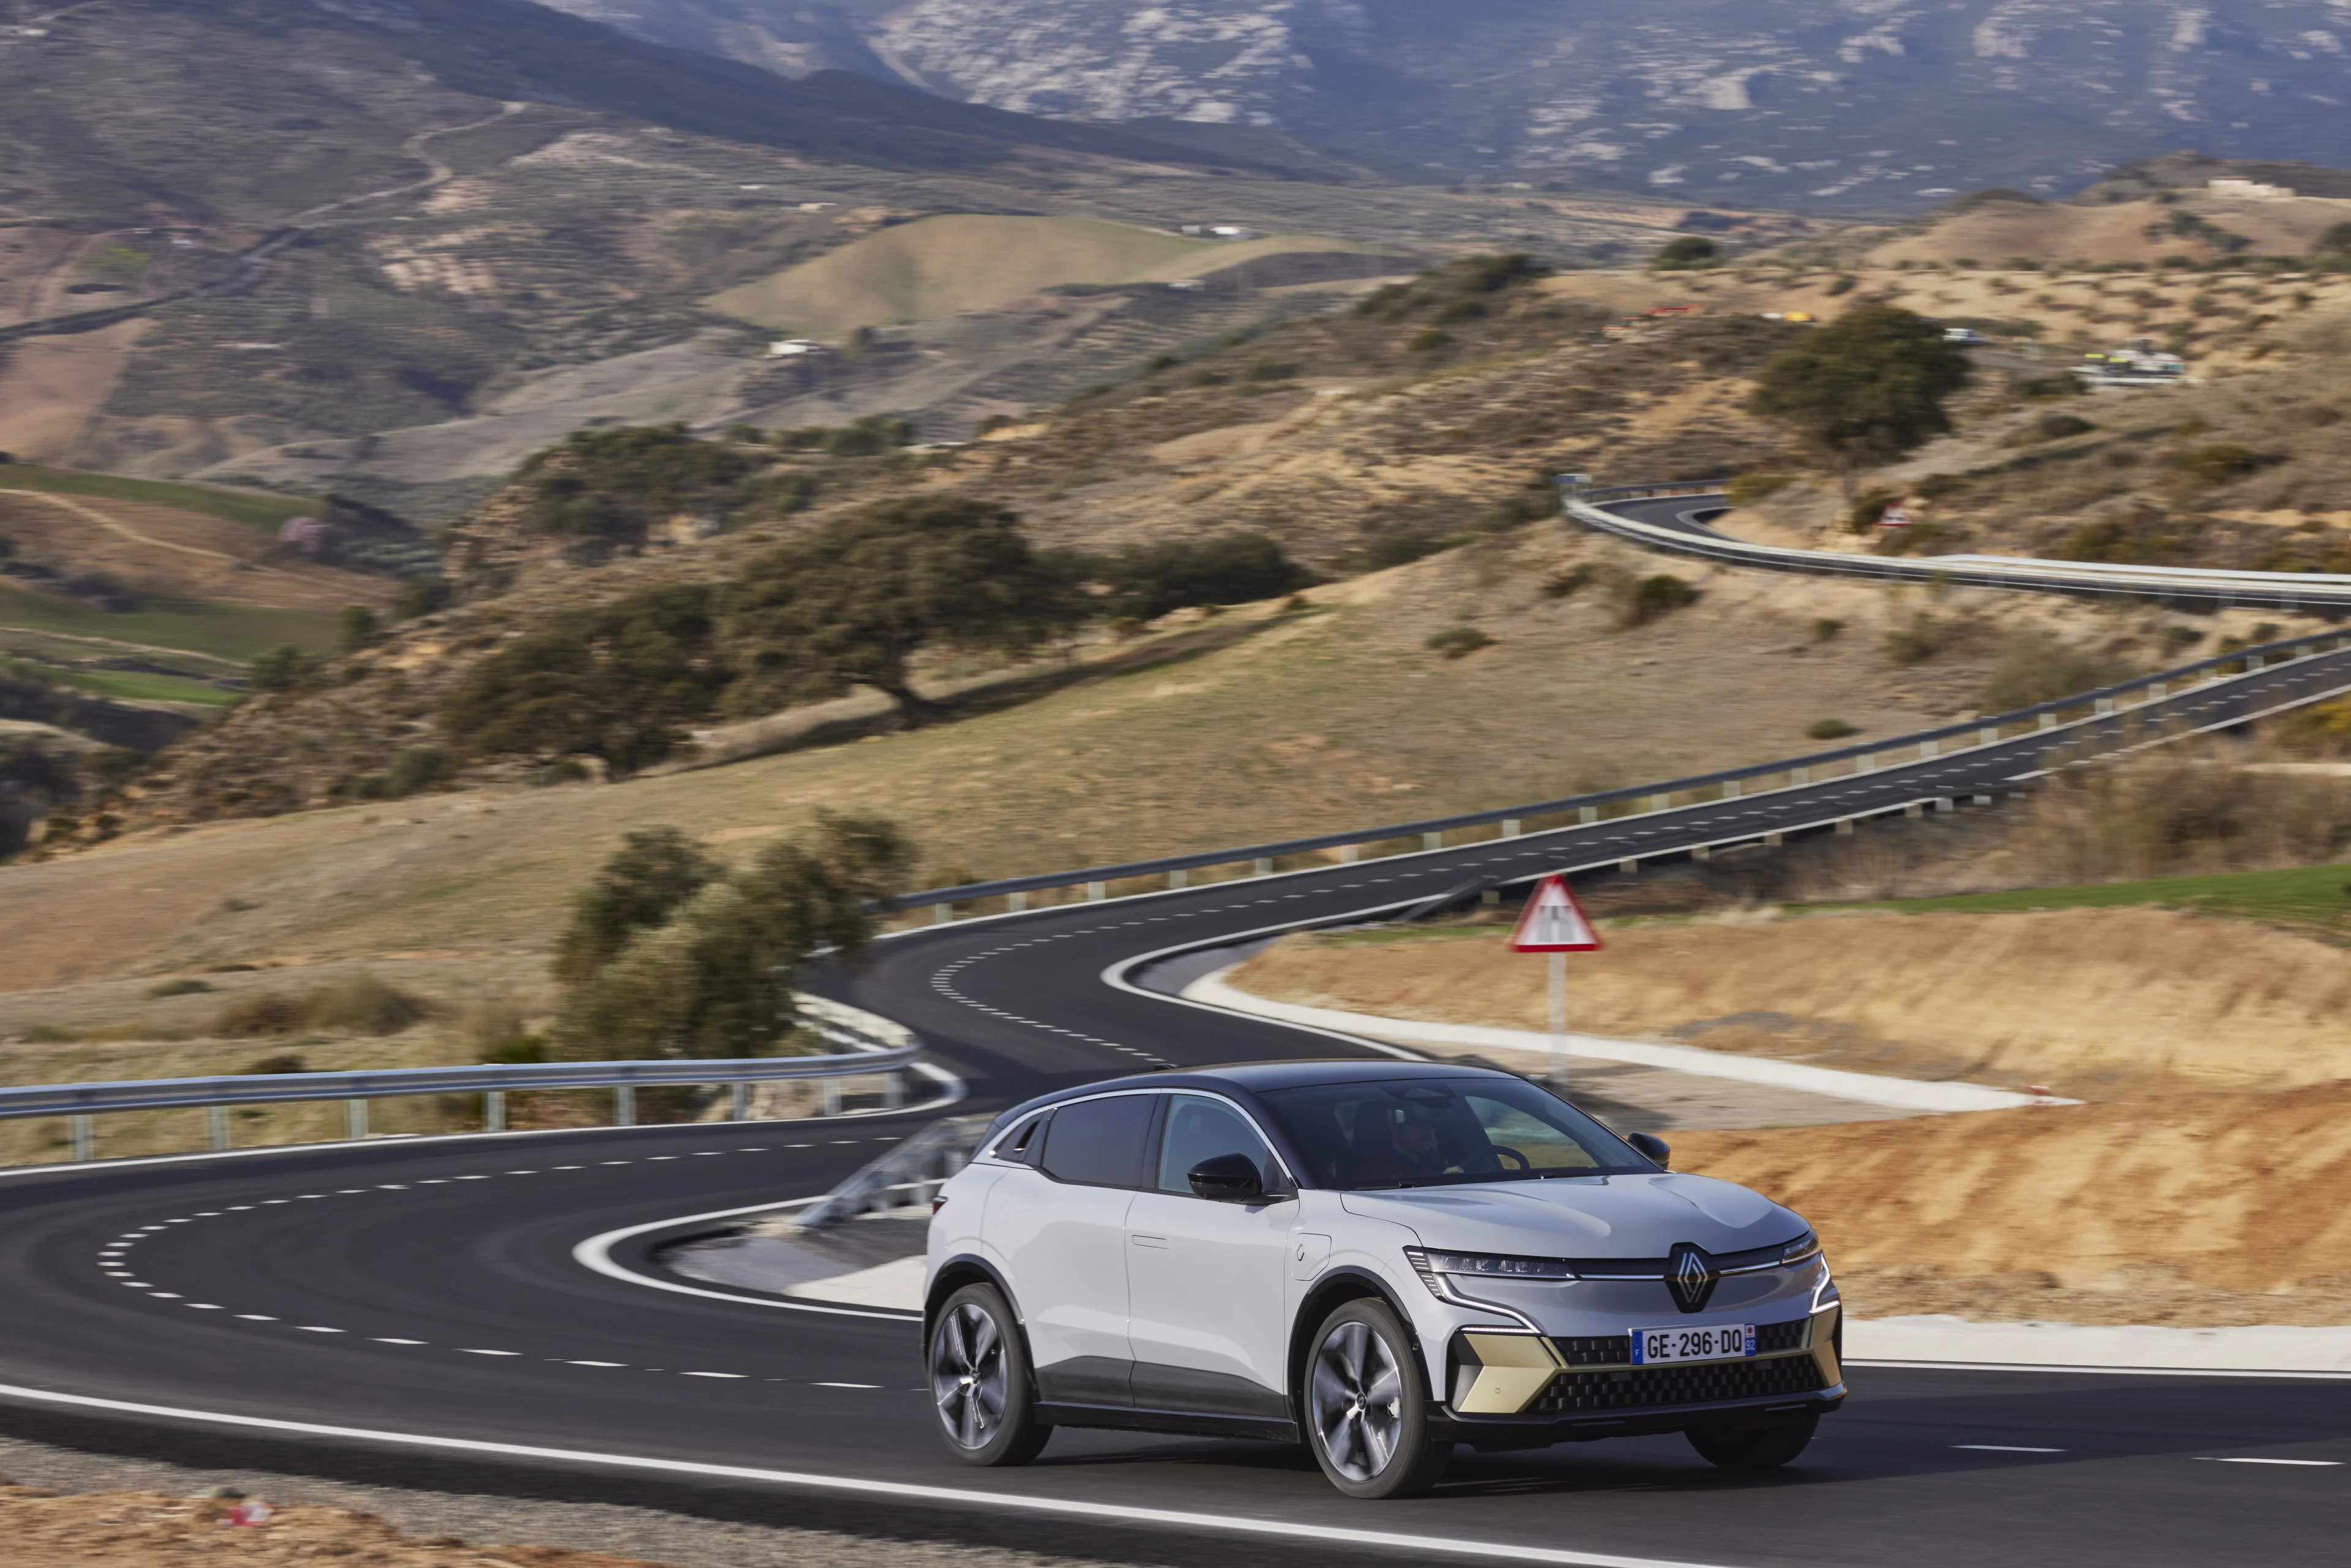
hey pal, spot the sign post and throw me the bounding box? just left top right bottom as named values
left=1507, top=874, right=1603, bottom=1090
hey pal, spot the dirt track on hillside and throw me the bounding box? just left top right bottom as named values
left=1674, top=1082, right=2351, bottom=1327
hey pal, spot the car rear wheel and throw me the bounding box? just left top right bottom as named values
left=929, top=1283, right=1051, bottom=1466
left=1685, top=1412, right=1818, bottom=1470
left=1303, top=1298, right=1452, bottom=1498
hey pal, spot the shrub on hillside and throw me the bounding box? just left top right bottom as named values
left=1883, top=612, right=1944, bottom=666
left=2169, top=443, right=2263, bottom=485
left=2274, top=697, right=2351, bottom=757
left=1614, top=574, right=1698, bottom=628
left=1083, top=533, right=1312, bottom=621
left=1651, top=236, right=1722, bottom=271
left=2011, top=741, right=2351, bottom=883
left=249, top=645, right=317, bottom=694
left=516, top=424, right=766, bottom=547
left=1805, top=718, right=1858, bottom=741
left=440, top=583, right=728, bottom=776
left=1356, top=531, right=1450, bottom=571
left=212, top=976, right=424, bottom=1038
left=552, top=814, right=913, bottom=1061
left=1979, top=632, right=2133, bottom=713
left=1425, top=627, right=1494, bottom=659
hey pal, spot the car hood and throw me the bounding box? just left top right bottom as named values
left=1337, top=1173, right=1802, bottom=1258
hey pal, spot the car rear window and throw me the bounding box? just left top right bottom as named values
left=1038, top=1093, right=1157, bottom=1188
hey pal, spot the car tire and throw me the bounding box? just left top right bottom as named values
left=1685, top=1412, right=1818, bottom=1470
left=1302, top=1297, right=1452, bottom=1499
left=929, top=1283, right=1051, bottom=1467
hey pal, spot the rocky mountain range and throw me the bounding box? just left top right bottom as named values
left=535, top=1, right=2351, bottom=210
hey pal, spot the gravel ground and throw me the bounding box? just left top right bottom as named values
left=0, top=1430, right=1144, bottom=1568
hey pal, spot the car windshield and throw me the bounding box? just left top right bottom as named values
left=1258, top=1076, right=1654, bottom=1190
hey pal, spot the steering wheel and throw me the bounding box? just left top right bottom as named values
left=1477, top=1145, right=1532, bottom=1172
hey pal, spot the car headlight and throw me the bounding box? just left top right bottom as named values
left=1404, top=1247, right=1577, bottom=1292
left=1780, top=1231, right=1823, bottom=1267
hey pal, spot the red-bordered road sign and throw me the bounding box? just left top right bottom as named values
left=1508, top=873, right=1603, bottom=952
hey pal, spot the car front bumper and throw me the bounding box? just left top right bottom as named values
left=1428, top=1303, right=1844, bottom=1447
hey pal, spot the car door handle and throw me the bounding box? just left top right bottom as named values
left=1130, top=1234, right=1168, bottom=1249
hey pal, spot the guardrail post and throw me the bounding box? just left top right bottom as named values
left=2247, top=655, right=2263, bottom=672
left=1087, top=880, right=1106, bottom=900
left=484, top=1090, right=506, bottom=1134
left=1618, top=857, right=1638, bottom=874
left=1422, top=832, right=1442, bottom=851
left=1854, top=753, right=1874, bottom=773
left=206, top=1105, right=228, bottom=1153
left=1979, top=727, right=1998, bottom=745
left=1575, top=807, right=1595, bottom=825
left=1253, top=858, right=1272, bottom=877
left=932, top=904, right=953, bottom=925
left=615, top=1086, right=636, bottom=1128
left=1919, top=738, right=1938, bottom=759
left=885, top=1071, right=905, bottom=1109
left=1504, top=818, right=1523, bottom=836
left=1721, top=779, right=1740, bottom=799
left=1792, top=766, right=1808, bottom=784
left=2038, top=713, right=2056, bottom=730
left=822, top=1078, right=842, bottom=1117
left=1007, top=891, right=1027, bottom=913
left=731, top=1081, right=750, bottom=1122
left=2095, top=697, right=2113, bottom=715
left=1936, top=797, right=1954, bottom=812
left=345, top=1099, right=368, bottom=1141
left=1836, top=819, right=1854, bottom=835
left=1340, top=845, right=1360, bottom=864
left=1649, top=793, right=1669, bottom=812
left=1691, top=844, right=1711, bottom=861
left=1168, top=869, right=1188, bottom=890
left=70, top=1114, right=92, bottom=1163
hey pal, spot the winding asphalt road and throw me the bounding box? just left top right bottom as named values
left=6, top=515, right=2351, bottom=1562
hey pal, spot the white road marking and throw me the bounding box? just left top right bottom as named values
left=297, top=1326, right=345, bottom=1334
left=460, top=1349, right=522, bottom=1357
left=0, top=1378, right=1765, bottom=1568
left=1952, top=1444, right=2065, bottom=1453
left=814, top=1382, right=880, bottom=1389
left=373, top=1338, right=427, bottom=1345
left=683, top=1371, right=747, bottom=1379
left=2197, top=1457, right=2342, bottom=1466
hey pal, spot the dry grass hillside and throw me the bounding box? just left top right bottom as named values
left=1677, top=1083, right=2351, bottom=1327
left=1229, top=906, right=2351, bottom=1101
left=704, top=214, right=1395, bottom=336
left=0, top=537, right=2200, bottom=992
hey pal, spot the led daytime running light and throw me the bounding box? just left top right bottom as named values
left=1403, top=1246, right=1576, bottom=1283
left=1780, top=1232, right=1823, bottom=1266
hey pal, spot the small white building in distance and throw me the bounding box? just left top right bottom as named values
left=768, top=339, right=826, bottom=357
left=2208, top=177, right=2295, bottom=200
left=1209, top=225, right=1257, bottom=239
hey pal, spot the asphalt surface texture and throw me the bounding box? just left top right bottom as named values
left=6, top=506, right=2351, bottom=1564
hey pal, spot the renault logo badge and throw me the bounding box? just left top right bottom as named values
left=1667, top=1243, right=1719, bottom=1313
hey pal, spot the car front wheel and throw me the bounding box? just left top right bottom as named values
left=1303, top=1298, right=1451, bottom=1498
left=929, top=1283, right=1051, bottom=1466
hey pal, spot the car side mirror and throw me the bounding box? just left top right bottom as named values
left=1187, top=1153, right=1265, bottom=1202
left=1626, top=1132, right=1671, bottom=1169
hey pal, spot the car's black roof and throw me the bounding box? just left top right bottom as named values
left=995, top=1057, right=1517, bottom=1127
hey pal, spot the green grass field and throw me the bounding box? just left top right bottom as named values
left=0, top=582, right=339, bottom=661
left=0, top=462, right=318, bottom=531
left=1822, top=863, right=2351, bottom=937
left=0, top=656, right=235, bottom=707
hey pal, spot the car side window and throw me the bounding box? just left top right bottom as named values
left=1157, top=1093, right=1275, bottom=1195
left=1038, top=1094, right=1157, bottom=1188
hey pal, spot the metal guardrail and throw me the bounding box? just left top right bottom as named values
left=793, top=1113, right=993, bottom=1231
left=888, top=621, right=2351, bottom=918
left=4, top=996, right=923, bottom=1166
left=1567, top=481, right=2351, bottom=610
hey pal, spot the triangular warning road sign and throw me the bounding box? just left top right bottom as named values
left=1509, top=873, right=1603, bottom=952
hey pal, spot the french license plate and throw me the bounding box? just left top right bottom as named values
left=1629, top=1324, right=1756, bottom=1366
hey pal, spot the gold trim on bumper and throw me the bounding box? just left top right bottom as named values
left=1453, top=1333, right=1566, bottom=1414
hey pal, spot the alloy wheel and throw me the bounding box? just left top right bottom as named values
left=1311, top=1318, right=1404, bottom=1480
left=931, top=1300, right=1008, bottom=1449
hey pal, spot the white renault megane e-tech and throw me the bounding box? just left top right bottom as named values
left=924, top=1060, right=1843, bottom=1497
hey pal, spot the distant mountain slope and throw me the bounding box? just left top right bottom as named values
left=0, top=0, right=1253, bottom=227
left=536, top=0, right=2351, bottom=211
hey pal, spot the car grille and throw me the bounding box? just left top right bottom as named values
left=1532, top=1352, right=1826, bottom=1414
left=1545, top=1319, right=1807, bottom=1368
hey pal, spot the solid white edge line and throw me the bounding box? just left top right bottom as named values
left=572, top=1198, right=922, bottom=1322
left=0, top=1378, right=1747, bottom=1568
left=1848, top=1359, right=2351, bottom=1381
